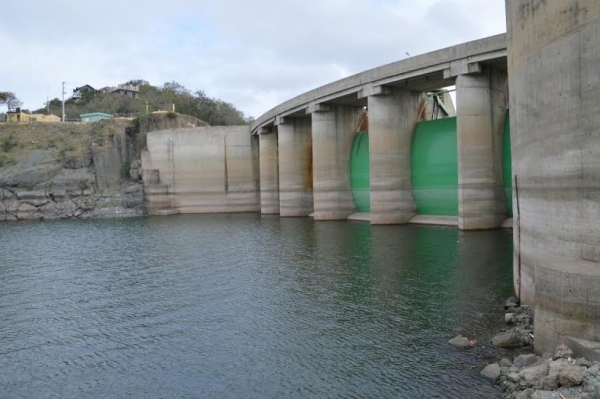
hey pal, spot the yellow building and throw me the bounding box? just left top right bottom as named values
left=6, top=111, right=32, bottom=122
left=5, top=112, right=61, bottom=123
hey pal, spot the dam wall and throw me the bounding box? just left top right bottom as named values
left=142, top=126, right=260, bottom=215
left=506, top=0, right=600, bottom=354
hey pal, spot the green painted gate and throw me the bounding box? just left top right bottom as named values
left=349, top=112, right=512, bottom=218
left=410, top=117, right=459, bottom=216
left=349, top=132, right=371, bottom=212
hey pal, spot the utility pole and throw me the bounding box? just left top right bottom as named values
left=62, top=81, right=66, bottom=122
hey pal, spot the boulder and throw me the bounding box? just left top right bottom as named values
left=505, top=296, right=520, bottom=309
left=507, top=372, right=520, bottom=383
left=501, top=358, right=514, bottom=368
left=541, top=373, right=559, bottom=390
left=554, top=344, right=573, bottom=359
left=493, top=332, right=524, bottom=348
left=448, top=335, right=470, bottom=349
left=516, top=388, right=536, bottom=399
left=506, top=313, right=517, bottom=325
left=515, top=354, right=538, bottom=368
left=559, top=364, right=587, bottom=387
left=576, top=358, right=594, bottom=367
left=531, top=391, right=559, bottom=399
left=519, top=361, right=549, bottom=388
left=587, top=363, right=600, bottom=375
left=481, top=363, right=501, bottom=382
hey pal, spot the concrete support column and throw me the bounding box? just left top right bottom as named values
left=277, top=118, right=313, bottom=217
left=259, top=132, right=279, bottom=214
left=310, top=105, right=361, bottom=220
left=507, top=0, right=600, bottom=354
left=368, top=89, right=421, bottom=225
left=456, top=69, right=508, bottom=230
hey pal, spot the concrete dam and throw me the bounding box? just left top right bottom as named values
left=142, top=0, right=600, bottom=358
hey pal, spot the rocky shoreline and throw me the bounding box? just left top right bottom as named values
left=0, top=121, right=147, bottom=222
left=450, top=298, right=600, bottom=398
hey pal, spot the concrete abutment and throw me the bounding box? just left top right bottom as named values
left=259, top=132, right=279, bottom=214
left=367, top=89, right=422, bottom=225
left=310, top=105, right=361, bottom=220
left=456, top=69, right=508, bottom=230
left=277, top=118, right=314, bottom=217
left=507, top=0, right=600, bottom=354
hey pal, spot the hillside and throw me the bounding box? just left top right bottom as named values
left=0, top=112, right=209, bottom=221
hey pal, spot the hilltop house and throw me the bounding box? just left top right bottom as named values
left=99, top=84, right=140, bottom=99
left=72, top=85, right=97, bottom=101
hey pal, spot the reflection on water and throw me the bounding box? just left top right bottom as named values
left=0, top=215, right=513, bottom=398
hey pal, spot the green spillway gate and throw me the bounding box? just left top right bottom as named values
left=411, top=117, right=459, bottom=216
left=350, top=132, right=371, bottom=212
left=349, top=112, right=512, bottom=218
left=503, top=109, right=513, bottom=217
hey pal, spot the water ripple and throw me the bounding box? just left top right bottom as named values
left=0, top=215, right=513, bottom=398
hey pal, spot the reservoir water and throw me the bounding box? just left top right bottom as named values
left=0, top=214, right=514, bottom=398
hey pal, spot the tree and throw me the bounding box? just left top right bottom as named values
left=125, top=79, right=150, bottom=86
left=0, top=91, right=22, bottom=111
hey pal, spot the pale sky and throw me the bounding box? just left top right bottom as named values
left=0, top=0, right=506, bottom=118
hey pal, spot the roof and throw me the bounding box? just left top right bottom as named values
left=80, top=112, right=113, bottom=117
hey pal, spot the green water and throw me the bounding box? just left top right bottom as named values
left=0, top=215, right=514, bottom=398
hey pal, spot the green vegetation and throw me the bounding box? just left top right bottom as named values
left=0, top=91, right=21, bottom=112
left=34, top=80, right=253, bottom=126
left=1, top=134, right=17, bottom=152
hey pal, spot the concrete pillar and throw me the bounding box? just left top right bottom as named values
left=507, top=0, right=600, bottom=354
left=310, top=105, right=361, bottom=220
left=277, top=117, right=313, bottom=217
left=259, top=132, right=279, bottom=214
left=456, top=69, right=508, bottom=230
left=368, top=89, right=422, bottom=225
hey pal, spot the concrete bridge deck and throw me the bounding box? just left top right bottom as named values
left=252, top=33, right=507, bottom=135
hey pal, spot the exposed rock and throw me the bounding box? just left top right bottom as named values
left=554, top=344, right=573, bottom=360
left=124, top=184, right=143, bottom=194
left=506, top=313, right=517, bottom=325
left=505, top=296, right=520, bottom=309
left=587, top=363, right=600, bottom=375
left=507, top=372, right=520, bottom=383
left=515, top=354, right=539, bottom=368
left=519, top=361, right=549, bottom=388
left=559, top=365, right=587, bottom=387
left=481, top=363, right=501, bottom=382
left=516, top=388, right=536, bottom=399
left=576, top=358, right=595, bottom=368
left=0, top=150, right=62, bottom=188
left=129, top=160, right=141, bottom=182
left=501, top=358, right=514, bottom=368
left=448, top=335, right=470, bottom=349
left=16, top=203, right=38, bottom=220
left=541, top=374, right=559, bottom=390
left=493, top=332, right=524, bottom=348
left=530, top=391, right=559, bottom=399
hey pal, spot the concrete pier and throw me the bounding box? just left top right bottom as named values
left=456, top=70, right=508, bottom=230
left=310, top=105, right=361, bottom=220
left=259, top=131, right=279, bottom=214
left=507, top=0, right=600, bottom=354
left=277, top=118, right=314, bottom=217
left=367, top=89, right=422, bottom=225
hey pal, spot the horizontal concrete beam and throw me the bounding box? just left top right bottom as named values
left=357, top=84, right=394, bottom=99
left=251, top=34, right=507, bottom=134
left=443, top=61, right=483, bottom=79
left=306, top=103, right=332, bottom=114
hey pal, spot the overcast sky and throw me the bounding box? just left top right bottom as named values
left=0, top=0, right=506, bottom=118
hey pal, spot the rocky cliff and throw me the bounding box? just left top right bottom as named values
left=0, top=120, right=144, bottom=221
